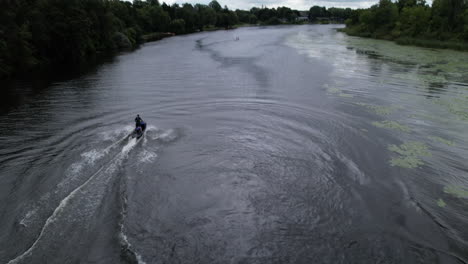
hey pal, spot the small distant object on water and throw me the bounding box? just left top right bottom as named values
left=235, top=37, right=239, bottom=41
left=132, top=114, right=146, bottom=139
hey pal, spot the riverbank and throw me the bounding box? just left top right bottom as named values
left=339, top=27, right=468, bottom=52
left=141, top=32, right=175, bottom=42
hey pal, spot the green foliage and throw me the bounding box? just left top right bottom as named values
left=215, top=10, right=238, bottom=29
left=264, top=17, right=282, bottom=25
left=209, top=0, right=222, bottom=12
left=277, top=7, right=297, bottom=23
left=463, top=10, right=468, bottom=40
left=249, top=6, right=311, bottom=25
left=376, top=0, right=399, bottom=29
left=309, top=6, right=327, bottom=20
left=308, top=5, right=351, bottom=22
left=398, top=6, right=431, bottom=37
left=170, top=19, right=185, bottom=34
left=199, top=5, right=217, bottom=28
left=343, top=0, right=468, bottom=50
left=137, top=5, right=170, bottom=32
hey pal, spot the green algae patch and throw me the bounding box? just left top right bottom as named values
left=372, top=120, right=411, bottom=132
left=437, top=198, right=447, bottom=208
left=433, top=98, right=468, bottom=121
left=389, top=156, right=425, bottom=168
left=327, top=87, right=341, bottom=94
left=355, top=103, right=396, bottom=115
left=409, top=113, right=447, bottom=123
left=393, top=73, right=447, bottom=85
left=388, top=141, right=431, bottom=168
left=389, top=141, right=431, bottom=156
left=428, top=136, right=454, bottom=146
left=339, top=93, right=354, bottom=98
left=444, top=186, right=468, bottom=199
left=342, top=35, right=468, bottom=90
left=346, top=36, right=468, bottom=81
left=325, top=85, right=353, bottom=98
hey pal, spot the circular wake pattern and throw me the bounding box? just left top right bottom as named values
left=0, top=25, right=467, bottom=263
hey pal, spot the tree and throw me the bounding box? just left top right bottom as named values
left=227, top=10, right=239, bottom=27
left=209, top=0, right=222, bottom=12
left=432, top=0, right=466, bottom=33
left=463, top=9, right=468, bottom=40
left=176, top=4, right=197, bottom=32
left=375, top=0, right=398, bottom=30
left=249, top=14, right=258, bottom=24
left=148, top=0, right=159, bottom=6
left=170, top=19, right=185, bottom=34
left=309, top=6, right=326, bottom=20
left=152, top=7, right=171, bottom=32
left=399, top=5, right=431, bottom=37
left=201, top=6, right=217, bottom=27
left=277, top=7, right=297, bottom=22
left=236, top=9, right=251, bottom=24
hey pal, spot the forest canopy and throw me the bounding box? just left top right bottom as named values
left=343, top=0, right=468, bottom=50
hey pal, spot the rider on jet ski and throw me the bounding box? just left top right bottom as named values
left=135, top=114, right=146, bottom=131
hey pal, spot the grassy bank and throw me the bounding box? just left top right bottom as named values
left=340, top=27, right=468, bottom=52
left=340, top=0, right=468, bottom=53
left=395, top=37, right=468, bottom=51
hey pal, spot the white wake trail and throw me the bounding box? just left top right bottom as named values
left=7, top=138, right=138, bottom=264
left=19, top=133, right=130, bottom=228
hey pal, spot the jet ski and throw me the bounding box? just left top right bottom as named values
left=132, top=122, right=146, bottom=139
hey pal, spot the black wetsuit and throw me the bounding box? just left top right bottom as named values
left=135, top=116, right=143, bottom=127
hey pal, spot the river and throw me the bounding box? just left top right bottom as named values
left=1, top=25, right=467, bottom=264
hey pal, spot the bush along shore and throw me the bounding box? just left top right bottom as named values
left=341, top=0, right=468, bottom=51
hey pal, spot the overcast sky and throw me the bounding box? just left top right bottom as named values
left=161, top=0, right=381, bottom=10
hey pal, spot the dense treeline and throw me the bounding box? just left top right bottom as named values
left=344, top=0, right=468, bottom=50
left=0, top=0, right=234, bottom=78
left=0, top=0, right=315, bottom=79
left=308, top=6, right=353, bottom=23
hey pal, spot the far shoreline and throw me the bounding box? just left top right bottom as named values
left=339, top=27, right=468, bottom=53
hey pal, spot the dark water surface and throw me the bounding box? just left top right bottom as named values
left=1, top=25, right=468, bottom=264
